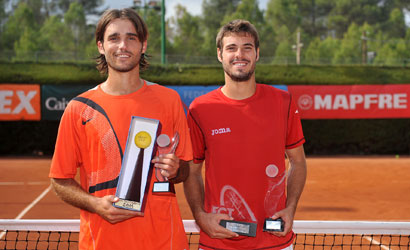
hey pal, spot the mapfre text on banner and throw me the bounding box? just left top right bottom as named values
left=0, top=84, right=41, bottom=121
left=288, top=84, right=410, bottom=119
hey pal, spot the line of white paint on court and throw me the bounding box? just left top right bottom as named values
left=0, top=185, right=51, bottom=239
left=364, top=236, right=391, bottom=250
left=0, top=181, right=49, bottom=185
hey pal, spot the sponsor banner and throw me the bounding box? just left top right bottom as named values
left=166, top=85, right=220, bottom=111
left=289, top=84, right=410, bottom=119
left=0, top=84, right=41, bottom=121
left=166, top=85, right=288, bottom=110
left=42, top=85, right=94, bottom=120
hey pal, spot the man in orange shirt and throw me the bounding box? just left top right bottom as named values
left=49, top=8, right=193, bottom=249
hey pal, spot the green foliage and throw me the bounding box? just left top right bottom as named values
left=385, top=8, right=406, bottom=38
left=40, top=16, right=75, bottom=52
left=221, top=0, right=264, bottom=29
left=333, top=23, right=361, bottom=64
left=53, top=0, right=103, bottom=15
left=2, top=2, right=37, bottom=51
left=64, top=2, right=87, bottom=56
left=265, top=0, right=300, bottom=33
left=0, top=0, right=410, bottom=66
left=200, top=0, right=240, bottom=56
left=14, top=27, right=43, bottom=60
left=143, top=8, right=162, bottom=55
left=171, top=5, right=204, bottom=57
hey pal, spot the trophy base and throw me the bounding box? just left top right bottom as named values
left=153, top=181, right=175, bottom=193
left=113, top=198, right=142, bottom=211
left=263, top=218, right=284, bottom=232
left=219, top=220, right=257, bottom=237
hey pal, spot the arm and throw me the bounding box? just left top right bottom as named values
left=183, top=161, right=238, bottom=239
left=271, top=145, right=307, bottom=237
left=50, top=178, right=143, bottom=224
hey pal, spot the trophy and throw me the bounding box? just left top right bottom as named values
left=114, top=116, right=159, bottom=212
left=263, top=218, right=284, bottom=232
left=152, top=132, right=179, bottom=193
left=263, top=164, right=285, bottom=232
left=219, top=220, right=257, bottom=237
left=124, top=131, right=151, bottom=201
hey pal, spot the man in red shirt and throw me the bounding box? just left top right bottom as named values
left=49, top=8, right=192, bottom=250
left=185, top=19, right=307, bottom=250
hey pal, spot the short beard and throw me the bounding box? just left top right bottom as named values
left=223, top=65, right=255, bottom=82
left=107, top=58, right=139, bottom=73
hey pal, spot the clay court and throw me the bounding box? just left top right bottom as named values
left=1, top=156, right=409, bottom=221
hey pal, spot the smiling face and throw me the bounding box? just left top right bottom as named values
left=97, top=18, right=147, bottom=73
left=217, top=33, right=259, bottom=82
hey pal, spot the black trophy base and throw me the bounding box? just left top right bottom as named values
left=153, top=181, right=175, bottom=194
left=219, top=220, right=257, bottom=237
left=263, top=218, right=284, bottom=232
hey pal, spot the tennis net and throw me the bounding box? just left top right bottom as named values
left=1, top=220, right=409, bottom=249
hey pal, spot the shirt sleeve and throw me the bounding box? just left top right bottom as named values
left=187, top=106, right=206, bottom=164
left=49, top=101, right=82, bottom=179
left=286, top=94, right=305, bottom=149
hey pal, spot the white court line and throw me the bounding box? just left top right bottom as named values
left=0, top=185, right=51, bottom=239
left=0, top=182, right=24, bottom=185
left=0, top=181, right=49, bottom=185
left=364, top=236, right=390, bottom=250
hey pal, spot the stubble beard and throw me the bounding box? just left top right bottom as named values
left=106, top=54, right=140, bottom=73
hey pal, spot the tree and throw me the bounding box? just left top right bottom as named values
left=0, top=0, right=8, bottom=29
left=40, top=15, right=74, bottom=52
left=266, top=0, right=334, bottom=38
left=201, top=0, right=240, bottom=56
left=14, top=26, right=43, bottom=60
left=0, top=0, right=8, bottom=51
left=332, top=23, right=361, bottom=64
left=141, top=8, right=162, bottom=57
left=373, top=27, right=410, bottom=66
left=64, top=2, right=87, bottom=58
left=384, top=8, right=406, bottom=38
left=1, top=2, right=37, bottom=51
left=298, top=0, right=334, bottom=37
left=54, top=0, right=103, bottom=15
left=272, top=25, right=293, bottom=64
left=265, top=0, right=300, bottom=34
left=17, top=0, right=47, bottom=24
left=221, top=0, right=264, bottom=27
left=327, top=0, right=409, bottom=39
left=305, top=36, right=340, bottom=64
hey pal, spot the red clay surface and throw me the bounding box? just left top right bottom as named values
left=1, top=157, right=410, bottom=221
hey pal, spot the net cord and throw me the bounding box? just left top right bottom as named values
left=1, top=220, right=410, bottom=235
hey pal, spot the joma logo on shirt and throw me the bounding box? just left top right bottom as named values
left=211, top=127, right=231, bottom=136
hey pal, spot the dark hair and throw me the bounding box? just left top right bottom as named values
left=95, top=8, right=149, bottom=74
left=216, top=19, right=259, bottom=51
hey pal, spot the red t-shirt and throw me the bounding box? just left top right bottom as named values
left=188, top=84, right=305, bottom=250
left=50, top=81, right=193, bottom=250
